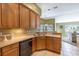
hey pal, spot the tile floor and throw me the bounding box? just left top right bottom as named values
left=32, top=41, right=79, bottom=56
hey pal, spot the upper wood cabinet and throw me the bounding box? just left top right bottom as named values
left=36, top=14, right=40, bottom=29
left=30, top=11, right=36, bottom=29
left=20, top=4, right=30, bottom=29
left=0, top=3, right=40, bottom=29
left=0, top=4, right=2, bottom=28
left=2, top=3, right=19, bottom=28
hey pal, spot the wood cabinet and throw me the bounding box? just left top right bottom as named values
left=53, top=37, right=61, bottom=53
left=32, top=36, right=61, bottom=54
left=30, top=11, right=36, bottom=29
left=46, top=37, right=61, bottom=53
left=20, top=4, right=30, bottom=29
left=46, top=36, right=54, bottom=51
left=36, top=15, right=40, bottom=29
left=36, top=36, right=46, bottom=50
left=2, top=43, right=19, bottom=56
left=2, top=3, right=19, bottom=28
left=0, top=3, right=40, bottom=29
left=32, top=37, right=37, bottom=52
left=0, top=4, right=2, bottom=28
left=0, top=49, right=1, bottom=56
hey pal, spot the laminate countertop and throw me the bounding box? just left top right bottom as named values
left=0, top=33, right=61, bottom=48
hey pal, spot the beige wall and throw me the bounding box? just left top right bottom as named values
left=23, top=3, right=41, bottom=15
left=40, top=18, right=55, bottom=24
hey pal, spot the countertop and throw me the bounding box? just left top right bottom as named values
left=0, top=33, right=61, bottom=48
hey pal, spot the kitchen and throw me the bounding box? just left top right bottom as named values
left=0, top=3, right=79, bottom=56
left=0, top=3, right=61, bottom=56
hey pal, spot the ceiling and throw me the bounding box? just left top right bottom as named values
left=37, top=3, right=79, bottom=19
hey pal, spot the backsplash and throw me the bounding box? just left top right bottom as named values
left=0, top=29, right=27, bottom=34
left=0, top=29, right=27, bottom=41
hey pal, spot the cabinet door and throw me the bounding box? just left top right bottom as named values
left=32, top=37, right=37, bottom=52
left=2, top=43, right=19, bottom=56
left=46, top=36, right=54, bottom=51
left=0, top=4, right=2, bottom=28
left=30, top=11, right=36, bottom=29
left=20, top=4, right=30, bottom=29
left=2, top=48, right=19, bottom=56
left=2, top=3, right=19, bottom=28
left=36, top=15, right=40, bottom=29
left=36, top=36, right=46, bottom=50
left=53, top=37, right=61, bottom=53
left=0, top=49, right=1, bottom=56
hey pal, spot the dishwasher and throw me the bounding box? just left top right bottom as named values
left=19, top=39, right=32, bottom=56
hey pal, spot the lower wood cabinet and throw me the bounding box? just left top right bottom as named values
left=0, top=49, right=1, bottom=56
left=46, top=37, right=61, bottom=53
left=53, top=37, right=61, bottom=53
left=36, top=36, right=46, bottom=50
left=32, top=36, right=61, bottom=54
left=2, top=43, right=19, bottom=56
left=32, top=37, right=37, bottom=52
left=46, top=36, right=54, bottom=51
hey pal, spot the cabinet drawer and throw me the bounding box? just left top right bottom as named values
left=2, top=47, right=19, bottom=56
left=2, top=43, right=19, bottom=53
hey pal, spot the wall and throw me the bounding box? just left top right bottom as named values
left=0, top=29, right=27, bottom=34
left=55, top=9, right=79, bottom=35
left=56, top=22, right=79, bottom=37
left=55, top=9, right=79, bottom=23
left=23, top=3, right=41, bottom=15
left=40, top=18, right=55, bottom=24
left=56, top=23, right=66, bottom=36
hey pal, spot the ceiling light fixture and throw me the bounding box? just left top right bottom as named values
left=53, top=6, right=58, bottom=9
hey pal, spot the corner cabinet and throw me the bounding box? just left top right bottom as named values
left=20, top=4, right=30, bottom=29
left=2, top=3, right=19, bottom=28
left=32, top=36, right=46, bottom=52
left=32, top=36, right=61, bottom=54
left=36, top=36, right=46, bottom=50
